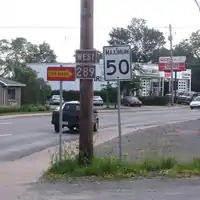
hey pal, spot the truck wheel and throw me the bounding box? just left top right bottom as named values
left=93, top=120, right=99, bottom=132
left=54, top=124, right=59, bottom=133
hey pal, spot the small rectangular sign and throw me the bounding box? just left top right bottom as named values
left=76, top=65, right=96, bottom=79
left=159, top=56, right=186, bottom=71
left=75, top=49, right=97, bottom=64
left=47, top=67, right=76, bottom=81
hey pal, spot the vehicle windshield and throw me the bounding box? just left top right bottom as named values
left=194, top=96, right=200, bottom=101
left=52, top=95, right=60, bottom=99
left=127, top=96, right=139, bottom=101
left=93, top=96, right=102, bottom=100
left=63, top=104, right=80, bottom=111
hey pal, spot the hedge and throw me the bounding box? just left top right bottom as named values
left=51, top=90, right=117, bottom=104
left=138, top=96, right=168, bottom=106
left=0, top=104, right=50, bottom=114
left=51, top=90, right=168, bottom=106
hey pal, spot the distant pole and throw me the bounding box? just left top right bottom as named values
left=169, top=24, right=174, bottom=106
left=79, top=0, right=94, bottom=164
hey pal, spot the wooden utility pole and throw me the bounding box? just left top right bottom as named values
left=79, top=0, right=94, bottom=164
left=169, top=24, right=174, bottom=106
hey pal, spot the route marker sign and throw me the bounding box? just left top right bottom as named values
left=76, top=65, right=96, bottom=79
left=47, top=66, right=76, bottom=81
left=103, top=45, right=132, bottom=81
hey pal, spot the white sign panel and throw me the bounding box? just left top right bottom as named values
left=159, top=56, right=186, bottom=63
left=103, top=45, right=132, bottom=81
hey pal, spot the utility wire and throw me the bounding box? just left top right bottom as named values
left=195, top=0, right=200, bottom=11
left=0, top=25, right=199, bottom=29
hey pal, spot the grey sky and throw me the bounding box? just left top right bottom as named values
left=1, top=0, right=200, bottom=63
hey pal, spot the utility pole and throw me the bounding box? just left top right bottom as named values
left=169, top=24, right=174, bottom=106
left=79, top=0, right=94, bottom=164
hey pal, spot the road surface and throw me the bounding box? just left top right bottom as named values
left=0, top=106, right=199, bottom=161
left=21, top=178, right=200, bottom=200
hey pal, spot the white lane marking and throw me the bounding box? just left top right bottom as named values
left=0, top=122, right=13, bottom=125
left=0, top=134, right=12, bottom=137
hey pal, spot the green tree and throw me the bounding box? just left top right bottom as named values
left=0, top=37, right=56, bottom=104
left=173, top=31, right=200, bottom=92
left=108, top=18, right=166, bottom=95
left=108, top=18, right=166, bottom=62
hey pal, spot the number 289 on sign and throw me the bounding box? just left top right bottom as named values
left=76, top=65, right=96, bottom=79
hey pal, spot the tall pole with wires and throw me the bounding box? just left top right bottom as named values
left=169, top=24, right=174, bottom=106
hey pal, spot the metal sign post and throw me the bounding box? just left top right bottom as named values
left=117, top=79, right=122, bottom=162
left=103, top=45, right=132, bottom=162
left=47, top=65, right=76, bottom=163
left=59, top=79, right=63, bottom=162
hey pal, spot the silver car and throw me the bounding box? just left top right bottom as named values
left=93, top=96, right=103, bottom=106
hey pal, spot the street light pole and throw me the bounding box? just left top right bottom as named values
left=79, top=0, right=94, bottom=164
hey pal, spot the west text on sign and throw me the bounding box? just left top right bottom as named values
left=103, top=45, right=132, bottom=81
left=75, top=49, right=97, bottom=64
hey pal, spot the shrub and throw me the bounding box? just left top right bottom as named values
left=0, top=106, right=21, bottom=114
left=138, top=96, right=168, bottom=106
left=0, top=104, right=50, bottom=114
left=51, top=90, right=117, bottom=104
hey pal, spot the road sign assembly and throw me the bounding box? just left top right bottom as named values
left=103, top=44, right=132, bottom=162
left=103, top=45, right=132, bottom=81
left=47, top=65, right=76, bottom=163
left=75, top=49, right=97, bottom=79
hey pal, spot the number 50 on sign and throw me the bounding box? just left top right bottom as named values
left=103, top=45, right=132, bottom=81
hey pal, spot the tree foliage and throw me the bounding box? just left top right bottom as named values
left=108, top=18, right=166, bottom=63
left=0, top=37, right=56, bottom=104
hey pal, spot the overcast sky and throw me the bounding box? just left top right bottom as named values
left=1, top=0, right=200, bottom=62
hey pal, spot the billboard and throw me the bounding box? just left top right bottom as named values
left=159, top=56, right=186, bottom=71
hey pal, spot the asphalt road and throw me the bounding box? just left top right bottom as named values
left=21, top=178, right=200, bottom=200
left=0, top=106, right=200, bottom=161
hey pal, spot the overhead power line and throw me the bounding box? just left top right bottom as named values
left=0, top=25, right=199, bottom=30
left=195, top=0, right=200, bottom=11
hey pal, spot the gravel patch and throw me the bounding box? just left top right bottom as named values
left=95, top=119, right=200, bottom=161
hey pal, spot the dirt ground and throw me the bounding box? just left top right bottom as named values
left=95, top=119, right=200, bottom=161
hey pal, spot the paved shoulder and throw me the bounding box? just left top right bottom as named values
left=20, top=178, right=200, bottom=200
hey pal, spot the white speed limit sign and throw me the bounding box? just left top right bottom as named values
left=103, top=45, right=132, bottom=81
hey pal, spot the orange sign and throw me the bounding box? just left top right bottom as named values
left=47, top=67, right=76, bottom=81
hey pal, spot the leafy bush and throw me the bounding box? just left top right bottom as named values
left=138, top=96, right=168, bottom=106
left=0, top=104, right=50, bottom=114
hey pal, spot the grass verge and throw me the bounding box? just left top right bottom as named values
left=0, top=111, right=51, bottom=116
left=45, top=154, right=200, bottom=180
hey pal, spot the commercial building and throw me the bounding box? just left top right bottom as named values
left=136, top=64, right=191, bottom=96
left=28, top=61, right=191, bottom=96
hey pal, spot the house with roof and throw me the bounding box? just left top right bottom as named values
left=0, top=77, right=26, bottom=106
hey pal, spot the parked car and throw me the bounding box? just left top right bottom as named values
left=190, top=96, right=200, bottom=109
left=177, top=91, right=198, bottom=105
left=165, top=91, right=183, bottom=103
left=51, top=101, right=99, bottom=132
left=93, top=96, right=104, bottom=106
left=121, top=96, right=142, bottom=107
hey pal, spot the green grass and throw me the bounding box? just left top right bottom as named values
left=0, top=110, right=51, bottom=116
left=45, top=155, right=200, bottom=180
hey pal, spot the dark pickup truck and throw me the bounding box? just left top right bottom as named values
left=51, top=101, right=99, bottom=133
